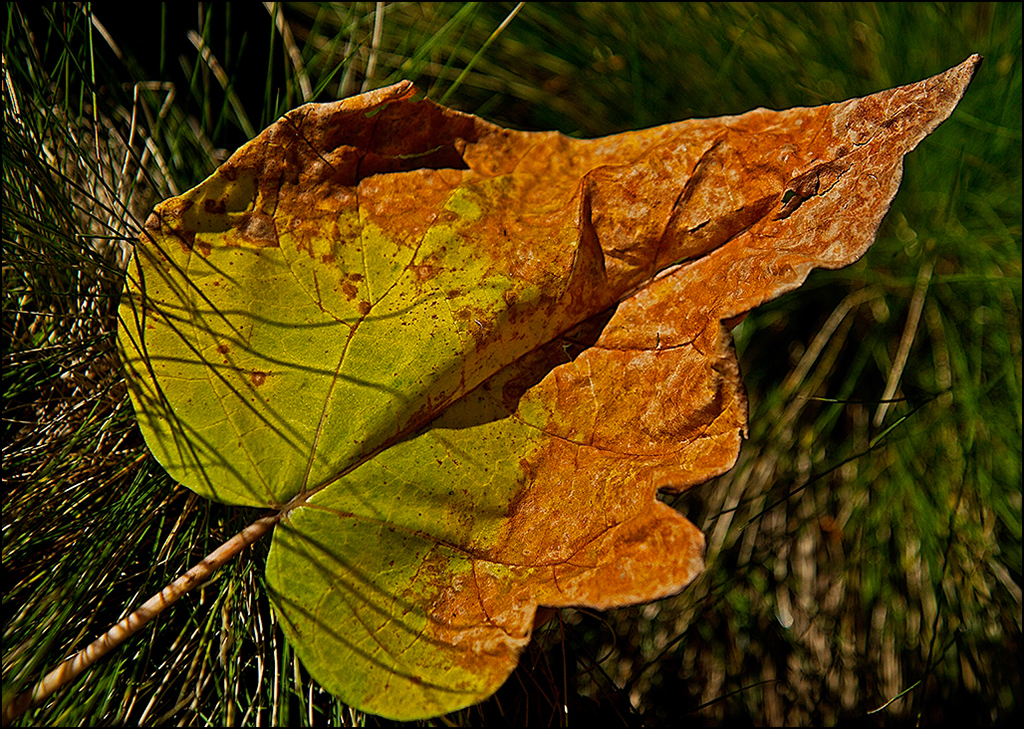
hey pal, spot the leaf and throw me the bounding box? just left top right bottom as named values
left=116, top=57, right=979, bottom=720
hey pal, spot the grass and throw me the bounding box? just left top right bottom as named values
left=3, top=2, right=1020, bottom=725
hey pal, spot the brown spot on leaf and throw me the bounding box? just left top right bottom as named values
left=340, top=280, right=359, bottom=300
left=204, top=198, right=227, bottom=215
left=250, top=370, right=268, bottom=387
left=412, top=262, right=441, bottom=282
left=238, top=211, right=280, bottom=247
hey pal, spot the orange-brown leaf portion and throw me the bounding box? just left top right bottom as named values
left=118, top=56, right=979, bottom=719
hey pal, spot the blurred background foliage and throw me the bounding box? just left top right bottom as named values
left=3, top=2, right=1020, bottom=725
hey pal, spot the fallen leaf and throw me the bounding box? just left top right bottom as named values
left=116, top=56, right=979, bottom=719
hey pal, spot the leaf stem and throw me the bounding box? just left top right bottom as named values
left=1, top=514, right=279, bottom=726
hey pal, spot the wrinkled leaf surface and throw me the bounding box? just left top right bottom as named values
left=118, top=56, right=978, bottom=719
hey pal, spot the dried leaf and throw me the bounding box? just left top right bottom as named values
left=117, top=55, right=979, bottom=719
